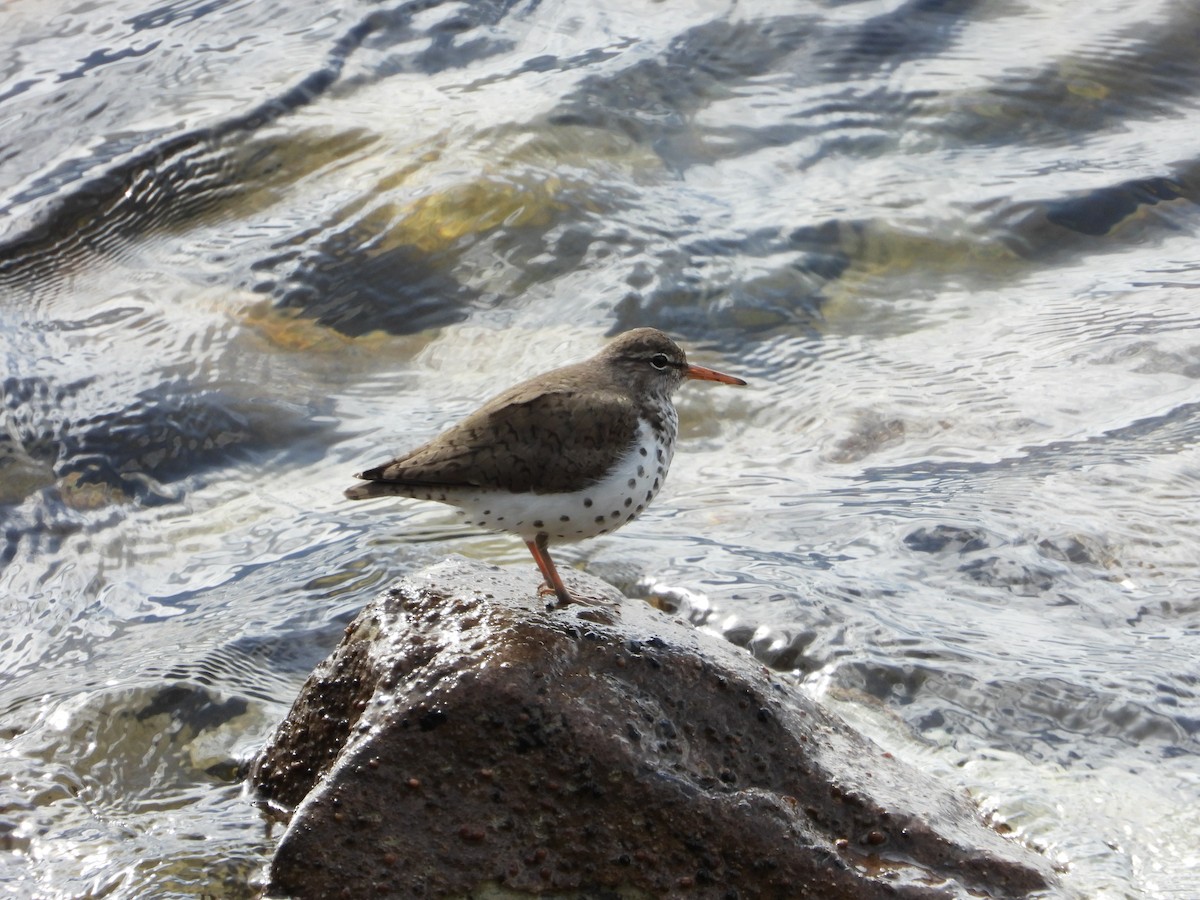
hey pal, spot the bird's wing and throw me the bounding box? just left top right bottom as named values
left=355, top=386, right=641, bottom=494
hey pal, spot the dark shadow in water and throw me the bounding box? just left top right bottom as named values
left=827, top=0, right=984, bottom=72
left=1043, top=174, right=1189, bottom=236
left=852, top=399, right=1200, bottom=490
left=550, top=16, right=815, bottom=168
left=256, top=240, right=480, bottom=338
left=1, top=371, right=335, bottom=512
left=0, top=7, right=386, bottom=293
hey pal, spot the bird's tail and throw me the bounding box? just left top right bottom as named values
left=344, top=481, right=398, bottom=500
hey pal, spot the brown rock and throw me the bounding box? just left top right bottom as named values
left=251, top=559, right=1058, bottom=899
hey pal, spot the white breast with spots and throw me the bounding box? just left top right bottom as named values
left=452, top=417, right=677, bottom=544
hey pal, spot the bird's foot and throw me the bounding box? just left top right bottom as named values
left=538, top=582, right=575, bottom=609
left=538, top=582, right=619, bottom=614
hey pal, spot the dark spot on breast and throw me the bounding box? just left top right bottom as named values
left=636, top=504, right=645, bottom=513
left=639, top=447, right=648, bottom=457
left=653, top=478, right=660, bottom=490
left=626, top=513, right=636, bottom=522
left=627, top=478, right=637, bottom=488
left=584, top=498, right=593, bottom=507
left=595, top=515, right=606, bottom=524
left=610, top=510, right=621, bottom=519
left=656, top=448, right=664, bottom=461
left=645, top=490, right=653, bottom=501
left=624, top=497, right=632, bottom=507
left=637, top=465, right=645, bottom=477
left=533, top=520, right=544, bottom=528
left=483, top=510, right=491, bottom=515
left=560, top=515, right=570, bottom=522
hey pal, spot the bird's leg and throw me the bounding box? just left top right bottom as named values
left=525, top=535, right=573, bottom=608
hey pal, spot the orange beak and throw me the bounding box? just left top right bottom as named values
left=685, top=363, right=747, bottom=386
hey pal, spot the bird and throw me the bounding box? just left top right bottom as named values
left=344, top=327, right=746, bottom=607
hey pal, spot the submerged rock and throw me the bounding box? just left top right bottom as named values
left=251, top=558, right=1058, bottom=899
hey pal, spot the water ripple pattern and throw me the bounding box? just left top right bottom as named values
left=2, top=0, right=1199, bottom=896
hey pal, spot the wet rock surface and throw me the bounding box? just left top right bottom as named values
left=251, top=558, right=1058, bottom=899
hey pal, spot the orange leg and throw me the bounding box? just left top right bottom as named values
left=525, top=536, right=573, bottom=608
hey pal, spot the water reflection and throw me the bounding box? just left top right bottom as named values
left=2, top=0, right=1200, bottom=897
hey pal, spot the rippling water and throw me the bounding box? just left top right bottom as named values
left=3, top=0, right=1199, bottom=896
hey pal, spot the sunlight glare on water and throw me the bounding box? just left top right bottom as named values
left=2, top=0, right=1200, bottom=897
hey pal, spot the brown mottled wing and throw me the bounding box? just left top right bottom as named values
left=355, top=379, right=640, bottom=495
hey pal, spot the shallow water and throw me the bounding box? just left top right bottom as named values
left=2, top=0, right=1199, bottom=896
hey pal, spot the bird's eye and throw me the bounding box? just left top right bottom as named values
left=650, top=353, right=671, bottom=370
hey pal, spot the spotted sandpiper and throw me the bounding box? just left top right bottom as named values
left=344, top=327, right=746, bottom=607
